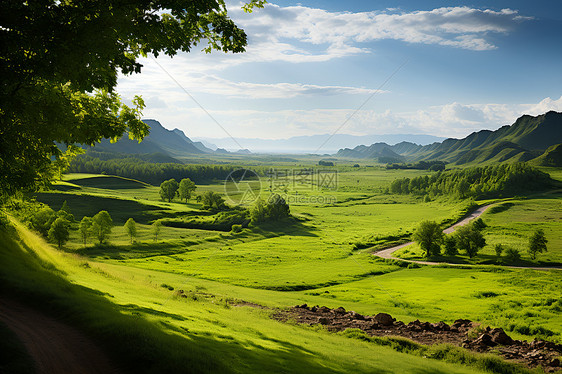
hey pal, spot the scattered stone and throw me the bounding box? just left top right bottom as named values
left=317, top=317, right=329, bottom=325
left=490, top=328, right=513, bottom=345
left=374, top=313, right=394, bottom=326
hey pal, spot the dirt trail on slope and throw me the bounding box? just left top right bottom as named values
left=0, top=298, right=121, bottom=374
left=374, top=204, right=562, bottom=271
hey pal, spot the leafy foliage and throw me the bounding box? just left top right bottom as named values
left=79, top=217, right=93, bottom=245
left=91, top=211, right=113, bottom=244
left=443, top=235, right=458, bottom=256
left=201, top=191, right=227, bottom=211
left=454, top=225, right=486, bottom=258
left=389, top=163, right=551, bottom=199
left=250, top=194, right=291, bottom=225
left=178, top=178, right=197, bottom=203
left=528, top=229, right=548, bottom=260
left=124, top=218, right=137, bottom=244
left=48, top=217, right=70, bottom=249
left=412, top=220, right=443, bottom=257
left=159, top=179, right=179, bottom=202
left=1, top=0, right=261, bottom=196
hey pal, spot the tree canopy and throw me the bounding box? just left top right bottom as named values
left=412, top=220, right=443, bottom=257
left=0, top=0, right=264, bottom=197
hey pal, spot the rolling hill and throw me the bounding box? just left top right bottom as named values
left=337, top=111, right=562, bottom=165
left=88, top=119, right=213, bottom=157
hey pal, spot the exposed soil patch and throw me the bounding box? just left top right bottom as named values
left=274, top=304, right=562, bottom=372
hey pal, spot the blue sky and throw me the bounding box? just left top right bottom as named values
left=117, top=1, right=562, bottom=143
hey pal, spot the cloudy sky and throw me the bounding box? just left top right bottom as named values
left=117, top=0, right=562, bottom=144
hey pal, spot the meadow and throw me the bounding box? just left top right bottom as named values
left=6, top=161, right=562, bottom=373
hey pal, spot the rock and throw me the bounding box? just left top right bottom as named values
left=451, top=319, right=472, bottom=329
left=347, top=311, right=365, bottom=320
left=475, top=333, right=497, bottom=347
left=317, top=317, right=330, bottom=325
left=310, top=306, right=317, bottom=312
left=333, top=307, right=346, bottom=314
left=490, top=328, right=513, bottom=345
left=549, top=358, right=560, bottom=367
left=420, top=322, right=433, bottom=331
left=374, top=313, right=394, bottom=326
left=431, top=321, right=450, bottom=331
left=318, top=306, right=331, bottom=313
left=297, top=304, right=308, bottom=309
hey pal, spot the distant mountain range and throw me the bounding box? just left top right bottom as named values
left=193, top=134, right=446, bottom=154
left=88, top=119, right=250, bottom=157
left=337, top=111, right=562, bottom=165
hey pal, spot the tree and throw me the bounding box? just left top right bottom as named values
left=159, top=179, right=179, bottom=202
left=265, top=194, right=290, bottom=221
left=412, top=221, right=443, bottom=257
left=504, top=247, right=521, bottom=262
left=454, top=225, right=486, bottom=258
left=79, top=216, right=93, bottom=246
left=48, top=217, right=70, bottom=249
left=179, top=178, right=197, bottom=203
left=91, top=211, right=113, bottom=244
left=443, top=235, right=458, bottom=256
left=494, top=244, right=504, bottom=258
left=31, top=206, right=56, bottom=237
left=124, top=218, right=137, bottom=244
left=0, top=0, right=264, bottom=196
left=250, top=198, right=268, bottom=224
left=152, top=220, right=162, bottom=242
left=528, top=229, right=548, bottom=260
left=201, top=191, right=226, bottom=211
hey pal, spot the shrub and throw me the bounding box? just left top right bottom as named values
left=231, top=224, right=243, bottom=233
left=528, top=229, right=548, bottom=260
left=504, top=247, right=521, bottom=262
left=412, top=220, right=443, bottom=257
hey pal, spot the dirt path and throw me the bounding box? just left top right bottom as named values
left=0, top=298, right=121, bottom=374
left=373, top=204, right=562, bottom=271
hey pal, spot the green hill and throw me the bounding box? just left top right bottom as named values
left=529, top=143, right=562, bottom=166
left=337, top=111, right=562, bottom=165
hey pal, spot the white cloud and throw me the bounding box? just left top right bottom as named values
left=225, top=3, right=532, bottom=65
left=136, top=95, right=562, bottom=141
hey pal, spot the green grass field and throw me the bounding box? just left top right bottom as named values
left=4, top=165, right=562, bottom=372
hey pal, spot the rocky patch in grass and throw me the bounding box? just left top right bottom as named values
left=274, top=304, right=561, bottom=372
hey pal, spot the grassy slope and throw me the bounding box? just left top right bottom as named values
left=0, top=220, right=502, bottom=374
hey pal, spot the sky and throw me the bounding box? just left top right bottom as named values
left=116, top=1, right=562, bottom=146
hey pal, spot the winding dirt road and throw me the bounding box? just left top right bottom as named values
left=0, top=298, right=121, bottom=374
left=373, top=204, right=562, bottom=271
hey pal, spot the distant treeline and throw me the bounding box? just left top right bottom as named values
left=389, top=163, right=552, bottom=199
left=69, top=155, right=257, bottom=185
left=386, top=160, right=446, bottom=171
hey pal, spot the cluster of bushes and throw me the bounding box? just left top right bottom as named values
left=413, top=218, right=487, bottom=258
left=386, top=161, right=446, bottom=171
left=161, top=209, right=249, bottom=232
left=413, top=216, right=549, bottom=262
left=249, top=194, right=290, bottom=224
left=159, top=178, right=196, bottom=203
left=390, top=163, right=551, bottom=199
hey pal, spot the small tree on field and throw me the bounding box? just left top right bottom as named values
left=48, top=217, right=70, bottom=249
left=201, top=191, right=226, bottom=211
left=528, top=229, right=548, bottom=260
left=152, top=220, right=162, bottom=242
left=443, top=235, right=458, bottom=256
left=454, top=225, right=486, bottom=258
left=494, top=244, right=504, bottom=258
left=91, top=211, right=113, bottom=244
left=179, top=178, right=197, bottom=203
left=79, top=216, right=92, bottom=245
left=124, top=218, right=137, bottom=244
left=159, top=179, right=179, bottom=202
left=412, top=220, right=443, bottom=257
left=504, top=247, right=521, bottom=262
